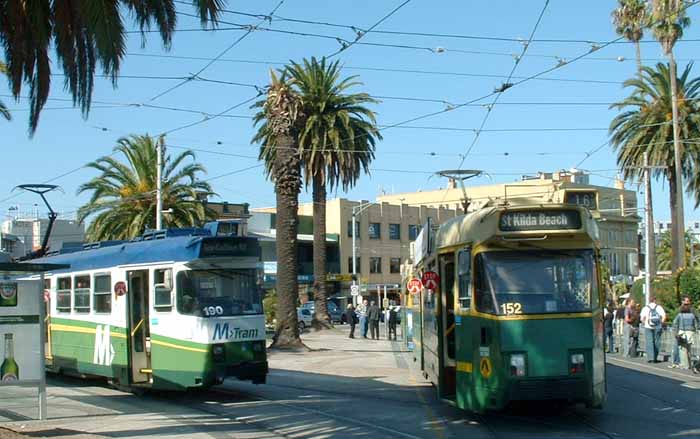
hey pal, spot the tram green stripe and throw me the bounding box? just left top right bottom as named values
left=0, top=315, right=39, bottom=325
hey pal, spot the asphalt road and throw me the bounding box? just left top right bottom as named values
left=1, top=327, right=699, bottom=439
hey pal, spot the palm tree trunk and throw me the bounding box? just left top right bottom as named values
left=668, top=50, right=687, bottom=271
left=311, top=172, right=332, bottom=329
left=635, top=41, right=643, bottom=79
left=270, top=133, right=305, bottom=350
left=669, top=165, right=680, bottom=272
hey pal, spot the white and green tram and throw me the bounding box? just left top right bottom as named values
left=32, top=223, right=267, bottom=390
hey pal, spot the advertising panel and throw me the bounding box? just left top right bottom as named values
left=0, top=279, right=42, bottom=383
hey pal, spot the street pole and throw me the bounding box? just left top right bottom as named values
left=669, top=54, right=686, bottom=270
left=644, top=152, right=653, bottom=305
left=352, top=211, right=357, bottom=306
left=156, top=136, right=164, bottom=230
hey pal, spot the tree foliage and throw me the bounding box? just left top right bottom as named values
left=0, top=1, right=226, bottom=133
left=0, top=62, right=10, bottom=121
left=77, top=135, right=215, bottom=241
left=656, top=229, right=700, bottom=270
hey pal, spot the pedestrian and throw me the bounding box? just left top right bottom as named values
left=640, top=296, right=666, bottom=363
left=618, top=298, right=629, bottom=355
left=345, top=303, right=358, bottom=339
left=367, top=300, right=381, bottom=340
left=388, top=303, right=399, bottom=341
left=357, top=299, right=369, bottom=339
left=671, top=297, right=699, bottom=370
left=604, top=301, right=615, bottom=354
left=625, top=298, right=640, bottom=357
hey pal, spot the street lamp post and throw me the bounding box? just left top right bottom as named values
left=351, top=201, right=376, bottom=305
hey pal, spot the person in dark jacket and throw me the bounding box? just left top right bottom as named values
left=367, top=301, right=381, bottom=340
left=388, top=303, right=399, bottom=341
left=345, top=304, right=357, bottom=339
left=604, top=301, right=615, bottom=353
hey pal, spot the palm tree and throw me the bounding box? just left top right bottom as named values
left=612, top=0, right=658, bottom=279
left=0, top=1, right=225, bottom=134
left=0, top=62, right=10, bottom=121
left=650, top=0, right=691, bottom=270
left=77, top=135, right=215, bottom=241
left=656, top=230, right=699, bottom=270
left=252, top=71, right=306, bottom=349
left=284, top=57, right=381, bottom=329
left=609, top=62, right=700, bottom=268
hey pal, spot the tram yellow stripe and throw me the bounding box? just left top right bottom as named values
left=456, top=361, right=473, bottom=373
left=50, top=323, right=127, bottom=339
left=151, top=339, right=208, bottom=353
left=455, top=311, right=593, bottom=321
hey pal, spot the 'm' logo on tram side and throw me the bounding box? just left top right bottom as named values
left=93, top=324, right=115, bottom=366
left=212, top=323, right=259, bottom=341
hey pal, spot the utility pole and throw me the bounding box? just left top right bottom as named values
left=352, top=202, right=376, bottom=305
left=643, top=152, right=655, bottom=305
left=156, top=136, right=164, bottom=230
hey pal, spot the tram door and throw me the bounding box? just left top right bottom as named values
left=127, top=270, right=151, bottom=383
left=439, top=253, right=457, bottom=399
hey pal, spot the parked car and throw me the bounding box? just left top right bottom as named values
left=300, top=301, right=343, bottom=324
left=297, top=307, right=313, bottom=332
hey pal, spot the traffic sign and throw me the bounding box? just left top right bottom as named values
left=407, top=278, right=422, bottom=294
left=421, top=271, right=440, bottom=290
left=350, top=284, right=360, bottom=296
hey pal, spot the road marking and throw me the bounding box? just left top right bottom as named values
left=607, top=356, right=700, bottom=388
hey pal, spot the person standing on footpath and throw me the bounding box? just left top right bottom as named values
left=640, top=296, right=666, bottom=363
left=345, top=304, right=358, bottom=339
left=367, top=300, right=381, bottom=340
left=357, top=299, right=369, bottom=339
left=618, top=298, right=629, bottom=355
left=604, top=301, right=615, bottom=354
left=671, top=297, right=699, bottom=370
left=388, top=302, right=399, bottom=341
left=625, top=298, right=640, bottom=357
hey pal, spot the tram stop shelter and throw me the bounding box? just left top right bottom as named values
left=0, top=261, right=69, bottom=421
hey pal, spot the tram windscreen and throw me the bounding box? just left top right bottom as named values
left=177, top=269, right=263, bottom=317
left=474, top=250, right=595, bottom=315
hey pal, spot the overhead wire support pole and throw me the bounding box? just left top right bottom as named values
left=352, top=201, right=377, bottom=303
left=156, top=136, right=164, bottom=230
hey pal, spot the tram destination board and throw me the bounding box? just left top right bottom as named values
left=199, top=237, right=261, bottom=258
left=499, top=209, right=581, bottom=232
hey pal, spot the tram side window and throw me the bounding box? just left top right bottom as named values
left=457, top=249, right=472, bottom=309
left=73, top=275, right=91, bottom=313
left=154, top=268, right=173, bottom=311
left=93, top=274, right=112, bottom=313
left=57, top=277, right=71, bottom=312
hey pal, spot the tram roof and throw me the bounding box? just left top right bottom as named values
left=434, top=203, right=597, bottom=250
left=30, top=231, right=260, bottom=274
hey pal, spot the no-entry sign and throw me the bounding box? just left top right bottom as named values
left=407, top=278, right=422, bottom=294
left=421, top=271, right=440, bottom=290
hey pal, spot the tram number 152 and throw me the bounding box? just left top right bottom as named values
left=500, top=302, right=522, bottom=315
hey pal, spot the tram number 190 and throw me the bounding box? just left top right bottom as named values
left=500, top=302, right=523, bottom=315
left=203, top=306, right=224, bottom=316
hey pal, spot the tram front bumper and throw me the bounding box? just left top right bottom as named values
left=508, top=377, right=590, bottom=402
left=219, top=360, right=268, bottom=384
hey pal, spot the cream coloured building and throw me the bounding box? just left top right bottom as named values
left=378, top=170, right=640, bottom=278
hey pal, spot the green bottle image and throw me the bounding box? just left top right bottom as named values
left=1, top=334, right=19, bottom=382
left=0, top=282, right=18, bottom=307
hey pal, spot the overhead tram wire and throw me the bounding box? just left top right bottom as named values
left=326, top=0, right=411, bottom=58
left=148, top=0, right=287, bottom=102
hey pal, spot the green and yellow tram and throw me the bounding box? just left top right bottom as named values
left=31, top=221, right=268, bottom=391
left=409, top=204, right=606, bottom=411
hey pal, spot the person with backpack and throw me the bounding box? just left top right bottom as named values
left=671, top=297, right=699, bottom=370
left=640, top=296, right=666, bottom=363
left=604, top=301, right=616, bottom=354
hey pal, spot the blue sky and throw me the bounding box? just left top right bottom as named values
left=2, top=0, right=700, bottom=225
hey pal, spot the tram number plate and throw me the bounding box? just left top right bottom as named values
left=203, top=306, right=224, bottom=317
left=500, top=302, right=522, bottom=315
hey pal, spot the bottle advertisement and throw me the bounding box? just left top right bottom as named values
left=0, top=279, right=42, bottom=384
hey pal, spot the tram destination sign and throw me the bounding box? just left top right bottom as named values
left=499, top=210, right=581, bottom=232
left=199, top=237, right=260, bottom=258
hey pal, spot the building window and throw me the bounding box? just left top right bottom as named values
left=57, top=277, right=71, bottom=312
left=408, top=224, right=420, bottom=240
left=369, top=223, right=381, bottom=239
left=348, top=257, right=361, bottom=273
left=370, top=257, right=382, bottom=273
left=73, top=275, right=91, bottom=313
left=93, top=274, right=112, bottom=313
left=389, top=223, right=401, bottom=240
left=390, top=258, right=401, bottom=273
left=347, top=221, right=360, bottom=239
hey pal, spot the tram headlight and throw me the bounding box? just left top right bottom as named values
left=570, top=353, right=585, bottom=374
left=509, top=354, right=526, bottom=377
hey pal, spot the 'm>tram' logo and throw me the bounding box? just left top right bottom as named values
left=212, top=323, right=259, bottom=341
left=93, top=325, right=116, bottom=366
